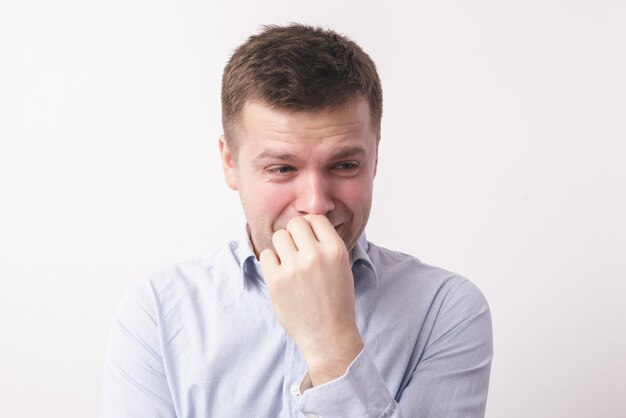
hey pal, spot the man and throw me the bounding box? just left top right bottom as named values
left=101, top=24, right=492, bottom=417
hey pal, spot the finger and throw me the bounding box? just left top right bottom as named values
left=271, top=228, right=297, bottom=261
left=303, top=214, right=341, bottom=244
left=259, top=248, right=280, bottom=275
left=285, top=216, right=318, bottom=251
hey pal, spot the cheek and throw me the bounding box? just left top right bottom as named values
left=244, top=183, right=293, bottom=219
left=337, top=178, right=373, bottom=210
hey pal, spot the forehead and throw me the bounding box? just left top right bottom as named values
left=237, top=98, right=375, bottom=151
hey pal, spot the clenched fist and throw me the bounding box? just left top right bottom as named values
left=259, top=214, right=364, bottom=387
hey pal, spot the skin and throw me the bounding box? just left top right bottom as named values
left=219, top=97, right=378, bottom=387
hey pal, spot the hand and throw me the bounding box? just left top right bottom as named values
left=259, top=214, right=363, bottom=387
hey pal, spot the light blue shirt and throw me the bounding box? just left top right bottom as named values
left=100, top=229, right=492, bottom=417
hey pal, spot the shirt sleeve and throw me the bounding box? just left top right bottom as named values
left=99, top=279, right=177, bottom=418
left=297, top=280, right=493, bottom=418
left=298, top=346, right=399, bottom=417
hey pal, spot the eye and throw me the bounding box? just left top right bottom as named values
left=333, top=162, right=360, bottom=171
left=266, top=165, right=296, bottom=175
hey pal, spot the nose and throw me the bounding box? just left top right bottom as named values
left=295, top=172, right=335, bottom=215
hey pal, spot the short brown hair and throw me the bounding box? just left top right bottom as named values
left=221, top=24, right=382, bottom=148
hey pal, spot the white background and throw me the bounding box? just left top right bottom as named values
left=1, top=1, right=624, bottom=417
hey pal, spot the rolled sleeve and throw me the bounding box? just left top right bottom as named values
left=298, top=346, right=398, bottom=418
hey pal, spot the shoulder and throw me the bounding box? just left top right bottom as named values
left=367, top=241, right=476, bottom=290
left=369, top=240, right=492, bottom=351
left=365, top=240, right=490, bottom=321
left=115, top=239, right=241, bottom=319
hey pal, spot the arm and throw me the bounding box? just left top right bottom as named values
left=260, top=215, right=492, bottom=417
left=99, top=280, right=176, bottom=418
left=400, top=280, right=492, bottom=417
left=259, top=215, right=364, bottom=388
left=297, top=280, right=492, bottom=418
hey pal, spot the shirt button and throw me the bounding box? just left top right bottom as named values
left=290, top=384, right=300, bottom=396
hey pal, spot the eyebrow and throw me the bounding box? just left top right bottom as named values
left=330, top=146, right=367, bottom=160
left=254, top=150, right=298, bottom=162
left=254, top=146, right=367, bottom=162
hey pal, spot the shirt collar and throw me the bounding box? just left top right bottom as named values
left=351, top=232, right=379, bottom=286
left=232, top=225, right=259, bottom=291
left=233, top=224, right=379, bottom=290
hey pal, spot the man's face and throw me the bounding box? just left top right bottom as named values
left=220, top=98, right=378, bottom=257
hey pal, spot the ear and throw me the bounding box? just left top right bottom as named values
left=219, top=135, right=238, bottom=190
left=373, top=142, right=379, bottom=178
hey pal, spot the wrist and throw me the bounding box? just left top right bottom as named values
left=303, top=332, right=364, bottom=387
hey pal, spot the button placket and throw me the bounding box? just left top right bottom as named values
left=283, top=336, right=305, bottom=415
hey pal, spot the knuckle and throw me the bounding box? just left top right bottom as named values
left=327, top=242, right=348, bottom=261
left=300, top=250, right=322, bottom=268
left=266, top=275, right=283, bottom=293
